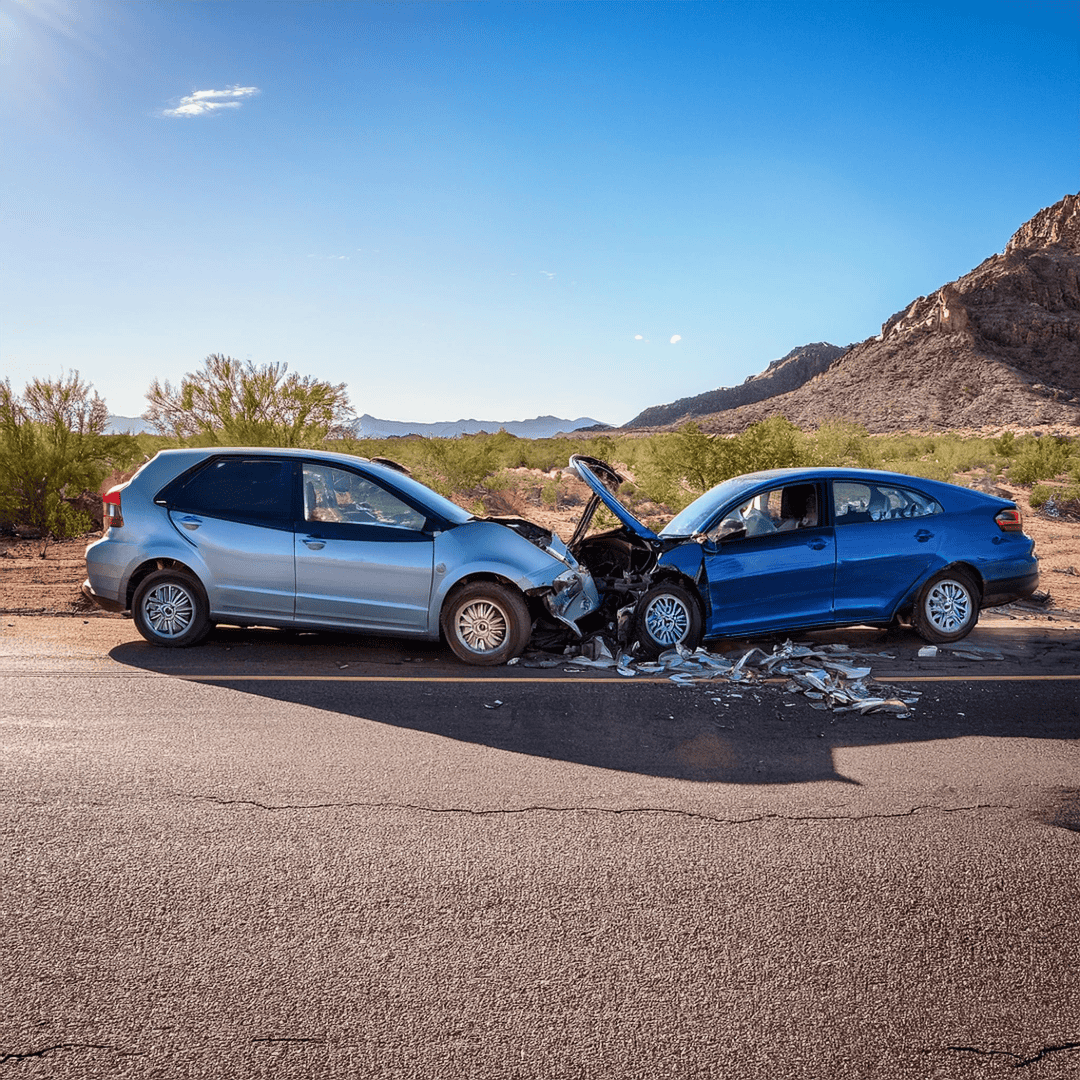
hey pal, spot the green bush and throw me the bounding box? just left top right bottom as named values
left=1009, top=435, right=1074, bottom=485
left=0, top=373, right=141, bottom=552
left=809, top=421, right=871, bottom=467
left=1029, top=484, right=1054, bottom=508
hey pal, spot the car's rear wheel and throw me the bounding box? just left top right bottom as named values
left=442, top=582, right=532, bottom=666
left=633, top=582, right=703, bottom=658
left=913, top=569, right=979, bottom=644
left=132, top=570, right=211, bottom=648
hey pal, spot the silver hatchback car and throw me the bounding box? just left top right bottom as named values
left=83, top=448, right=599, bottom=665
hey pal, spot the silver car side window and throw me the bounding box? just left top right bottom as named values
left=302, top=464, right=426, bottom=530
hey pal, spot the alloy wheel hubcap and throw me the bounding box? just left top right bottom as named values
left=456, top=600, right=509, bottom=652
left=645, top=595, right=690, bottom=646
left=145, top=584, right=195, bottom=637
left=927, top=581, right=971, bottom=633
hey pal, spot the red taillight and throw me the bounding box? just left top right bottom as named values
left=103, top=487, right=124, bottom=529
left=995, top=508, right=1022, bottom=532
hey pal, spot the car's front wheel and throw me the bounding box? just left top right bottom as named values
left=132, top=570, right=212, bottom=648
left=633, top=581, right=704, bottom=658
left=442, top=581, right=532, bottom=666
left=913, top=569, right=979, bottom=644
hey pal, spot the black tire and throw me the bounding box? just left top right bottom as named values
left=912, top=569, right=979, bottom=644
left=132, top=570, right=212, bottom=648
left=441, top=581, right=532, bottom=666
left=633, top=581, right=704, bottom=658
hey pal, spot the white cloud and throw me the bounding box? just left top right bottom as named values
left=163, top=85, right=260, bottom=118
left=669, top=334, right=682, bottom=344
left=634, top=334, right=644, bottom=340
left=539, top=270, right=555, bottom=279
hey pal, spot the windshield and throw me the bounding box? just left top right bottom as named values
left=660, top=473, right=776, bottom=537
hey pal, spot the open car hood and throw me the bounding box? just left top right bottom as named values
left=568, top=455, right=660, bottom=543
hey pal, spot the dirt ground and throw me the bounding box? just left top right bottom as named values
left=2, top=484, right=1078, bottom=619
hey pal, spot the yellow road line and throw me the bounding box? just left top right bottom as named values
left=2, top=672, right=1079, bottom=683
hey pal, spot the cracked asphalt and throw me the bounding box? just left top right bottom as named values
left=2, top=616, right=1079, bottom=1079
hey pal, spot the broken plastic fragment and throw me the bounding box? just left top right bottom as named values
left=822, top=662, right=873, bottom=679
left=917, top=645, right=938, bottom=658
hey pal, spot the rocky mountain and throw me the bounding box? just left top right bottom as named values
left=350, top=413, right=606, bottom=440
left=635, top=192, right=1080, bottom=434
left=627, top=342, right=849, bottom=428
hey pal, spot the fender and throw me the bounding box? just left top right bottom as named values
left=430, top=521, right=587, bottom=624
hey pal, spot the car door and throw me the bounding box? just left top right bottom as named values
left=293, top=462, right=436, bottom=632
left=162, top=456, right=297, bottom=620
left=699, top=482, right=836, bottom=635
left=831, top=480, right=943, bottom=622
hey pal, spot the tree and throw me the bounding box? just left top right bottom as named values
left=143, top=354, right=353, bottom=446
left=634, top=423, right=737, bottom=509
left=0, top=372, right=138, bottom=554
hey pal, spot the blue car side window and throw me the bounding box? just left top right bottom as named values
left=708, top=484, right=821, bottom=541
left=833, top=482, right=942, bottom=524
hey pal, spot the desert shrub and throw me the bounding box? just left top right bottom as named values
left=877, top=433, right=938, bottom=463
left=0, top=373, right=141, bottom=552
left=809, top=421, right=872, bottom=467
left=412, top=435, right=502, bottom=495
left=632, top=424, right=734, bottom=509
left=883, top=460, right=954, bottom=483
left=1008, top=434, right=1074, bottom=485
left=1029, top=484, right=1054, bottom=508
left=730, top=417, right=809, bottom=474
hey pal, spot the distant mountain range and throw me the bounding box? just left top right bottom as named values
left=104, top=413, right=608, bottom=439
left=626, top=192, right=1080, bottom=433
left=106, top=415, right=155, bottom=435
left=349, top=413, right=608, bottom=439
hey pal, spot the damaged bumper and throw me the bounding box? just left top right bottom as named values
left=537, top=567, right=601, bottom=637
left=81, top=578, right=126, bottom=614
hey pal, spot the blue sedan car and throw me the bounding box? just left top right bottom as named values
left=567, top=456, right=1039, bottom=654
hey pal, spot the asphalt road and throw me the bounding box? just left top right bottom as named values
left=2, top=616, right=1079, bottom=1079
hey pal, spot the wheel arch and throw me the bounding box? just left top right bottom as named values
left=125, top=558, right=205, bottom=611
left=652, top=568, right=706, bottom=619
left=897, top=560, right=985, bottom=620
left=942, top=561, right=985, bottom=602
left=438, top=571, right=531, bottom=622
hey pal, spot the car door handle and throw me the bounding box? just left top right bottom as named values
left=301, top=535, right=326, bottom=550
left=916, top=530, right=933, bottom=542
left=807, top=538, right=827, bottom=550
left=178, top=515, right=202, bottom=531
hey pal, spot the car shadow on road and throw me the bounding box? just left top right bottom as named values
left=108, top=624, right=1080, bottom=787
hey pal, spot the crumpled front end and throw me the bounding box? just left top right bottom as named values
left=540, top=564, right=602, bottom=636
left=476, top=516, right=601, bottom=638
left=513, top=524, right=601, bottom=636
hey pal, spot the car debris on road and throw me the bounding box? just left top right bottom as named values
left=545, top=636, right=924, bottom=718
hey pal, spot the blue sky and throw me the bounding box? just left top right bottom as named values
left=1, top=0, right=1076, bottom=426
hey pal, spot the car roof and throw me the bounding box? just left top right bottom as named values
left=660, top=466, right=1011, bottom=537
left=143, top=446, right=473, bottom=524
